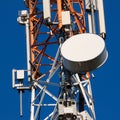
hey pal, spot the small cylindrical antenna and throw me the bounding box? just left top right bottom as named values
left=20, top=90, right=23, bottom=117
left=97, top=0, right=106, bottom=39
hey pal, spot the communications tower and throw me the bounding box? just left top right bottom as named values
left=12, top=0, right=108, bottom=120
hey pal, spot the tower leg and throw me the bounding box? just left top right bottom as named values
left=30, top=86, right=35, bottom=120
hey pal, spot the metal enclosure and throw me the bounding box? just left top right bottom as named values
left=62, top=11, right=71, bottom=25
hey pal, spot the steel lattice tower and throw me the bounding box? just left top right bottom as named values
left=12, top=0, right=108, bottom=120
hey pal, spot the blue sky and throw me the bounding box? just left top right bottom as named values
left=0, top=0, right=120, bottom=120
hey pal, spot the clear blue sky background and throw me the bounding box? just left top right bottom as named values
left=0, top=1, right=120, bottom=120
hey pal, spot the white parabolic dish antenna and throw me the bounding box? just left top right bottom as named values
left=61, top=33, right=108, bottom=73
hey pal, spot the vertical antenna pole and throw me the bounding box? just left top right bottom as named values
left=20, top=90, right=23, bottom=117
left=90, top=0, right=96, bottom=34
left=97, top=0, right=106, bottom=39
left=25, top=19, right=31, bottom=82
left=30, top=86, right=35, bottom=120
left=25, top=15, right=35, bottom=120
left=88, top=13, right=92, bottom=33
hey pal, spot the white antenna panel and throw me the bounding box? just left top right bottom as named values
left=43, top=0, right=51, bottom=20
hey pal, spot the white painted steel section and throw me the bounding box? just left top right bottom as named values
left=30, top=86, right=35, bottom=120
left=75, top=74, right=91, bottom=109
left=87, top=80, right=96, bottom=119
left=74, top=74, right=96, bottom=120
left=44, top=112, right=54, bottom=120
left=35, top=83, right=57, bottom=102
left=32, top=46, right=60, bottom=119
left=34, top=104, right=56, bottom=107
left=24, top=18, right=35, bottom=120
left=25, top=20, right=31, bottom=82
